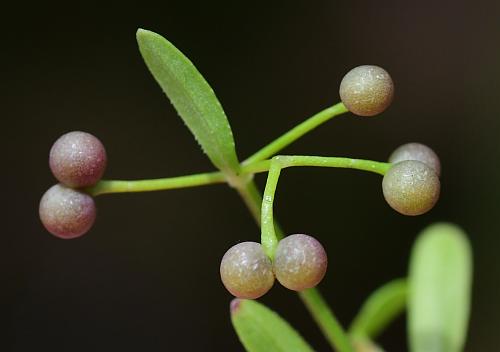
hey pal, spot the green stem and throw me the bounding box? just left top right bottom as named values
left=237, top=180, right=354, bottom=352
left=261, top=162, right=281, bottom=259
left=235, top=179, right=263, bottom=223
left=275, top=155, right=391, bottom=176
left=260, top=155, right=389, bottom=260
left=88, top=156, right=389, bottom=197
left=243, top=102, right=349, bottom=165
left=86, top=171, right=225, bottom=196
left=299, top=288, right=355, bottom=352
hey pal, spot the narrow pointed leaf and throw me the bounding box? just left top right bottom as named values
left=350, top=279, right=407, bottom=339
left=408, top=223, right=472, bottom=352
left=230, top=299, right=314, bottom=352
left=136, top=29, right=239, bottom=175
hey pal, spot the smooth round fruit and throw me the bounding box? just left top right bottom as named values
left=382, top=160, right=440, bottom=216
left=39, top=184, right=96, bottom=239
left=220, top=242, right=275, bottom=299
left=339, top=65, right=394, bottom=116
left=389, top=142, right=441, bottom=176
left=273, top=234, right=327, bottom=291
left=49, top=131, right=107, bottom=188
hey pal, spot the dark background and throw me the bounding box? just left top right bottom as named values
left=3, top=1, right=500, bottom=351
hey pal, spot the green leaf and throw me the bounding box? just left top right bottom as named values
left=136, top=29, right=240, bottom=175
left=351, top=339, right=386, bottom=352
left=408, top=223, right=472, bottom=352
left=349, top=279, right=407, bottom=339
left=230, top=299, right=314, bottom=352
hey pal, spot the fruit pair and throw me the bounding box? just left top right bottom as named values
left=39, top=131, right=107, bottom=239
left=338, top=66, right=441, bottom=216
left=220, top=234, right=327, bottom=299
left=383, top=143, right=441, bottom=216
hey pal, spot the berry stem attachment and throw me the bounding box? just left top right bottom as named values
left=242, top=102, right=348, bottom=165
left=260, top=155, right=390, bottom=259
left=237, top=179, right=354, bottom=352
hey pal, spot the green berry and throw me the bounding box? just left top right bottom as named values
left=220, top=242, right=274, bottom=299
left=273, top=234, right=327, bottom=291
left=339, top=65, right=394, bottom=116
left=382, top=160, right=440, bottom=216
left=49, top=131, right=107, bottom=188
left=389, top=142, right=441, bottom=176
left=39, top=184, right=96, bottom=239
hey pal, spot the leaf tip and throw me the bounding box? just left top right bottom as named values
left=136, top=28, right=154, bottom=41
left=230, top=298, right=243, bottom=315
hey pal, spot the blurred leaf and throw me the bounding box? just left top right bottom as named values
left=136, top=29, right=240, bottom=175
left=350, top=279, right=407, bottom=339
left=408, top=223, right=472, bottom=352
left=230, top=299, right=314, bottom=352
left=352, top=338, right=386, bottom=352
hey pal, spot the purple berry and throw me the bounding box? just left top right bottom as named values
left=382, top=160, right=440, bottom=216
left=273, top=234, right=327, bottom=291
left=389, top=142, right=441, bottom=176
left=339, top=65, right=394, bottom=116
left=49, top=131, right=107, bottom=188
left=39, top=184, right=96, bottom=239
left=220, top=242, right=275, bottom=299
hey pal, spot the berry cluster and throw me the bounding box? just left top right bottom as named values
left=383, top=143, right=441, bottom=216
left=220, top=234, right=327, bottom=299
left=38, top=65, right=442, bottom=302
left=338, top=66, right=441, bottom=217
left=39, top=131, right=107, bottom=239
left=219, top=66, right=441, bottom=298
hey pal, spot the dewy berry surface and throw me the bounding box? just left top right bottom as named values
left=49, top=131, right=107, bottom=188
left=339, top=65, right=394, bottom=117
left=389, top=142, right=441, bottom=176
left=273, top=234, right=328, bottom=291
left=382, top=160, right=440, bottom=216
left=220, top=242, right=275, bottom=299
left=39, top=184, right=96, bottom=239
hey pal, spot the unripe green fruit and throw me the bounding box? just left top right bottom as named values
left=220, top=242, right=274, bottom=299
left=382, top=160, right=440, bottom=216
left=39, top=184, right=96, bottom=239
left=49, top=131, right=107, bottom=188
left=273, top=234, right=327, bottom=291
left=389, top=142, right=441, bottom=176
left=339, top=65, right=394, bottom=116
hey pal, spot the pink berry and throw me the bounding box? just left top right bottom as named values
left=273, top=234, right=327, bottom=291
left=339, top=65, right=394, bottom=116
left=389, top=142, right=441, bottom=176
left=39, top=184, right=96, bottom=239
left=49, top=131, right=107, bottom=187
left=382, top=160, right=440, bottom=216
left=220, top=242, right=275, bottom=299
